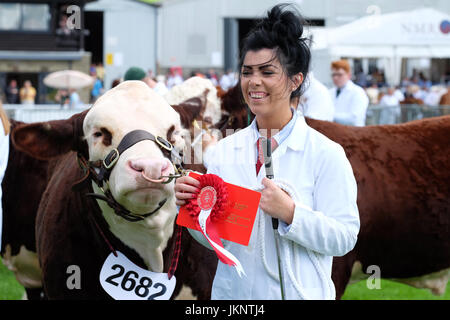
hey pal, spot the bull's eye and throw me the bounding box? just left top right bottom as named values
left=92, top=128, right=112, bottom=146
left=100, top=127, right=112, bottom=146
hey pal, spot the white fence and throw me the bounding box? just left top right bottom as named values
left=4, top=104, right=90, bottom=123
left=366, top=105, right=450, bottom=125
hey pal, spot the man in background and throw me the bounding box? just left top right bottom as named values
left=124, top=66, right=167, bottom=96
left=298, top=72, right=334, bottom=121
left=329, top=60, right=369, bottom=126
left=6, top=80, right=20, bottom=104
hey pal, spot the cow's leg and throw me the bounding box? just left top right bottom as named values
left=390, top=268, right=450, bottom=296
left=2, top=244, right=42, bottom=290
left=332, top=252, right=357, bottom=300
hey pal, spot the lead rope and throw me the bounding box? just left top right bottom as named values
left=257, top=178, right=334, bottom=300
left=167, top=224, right=182, bottom=279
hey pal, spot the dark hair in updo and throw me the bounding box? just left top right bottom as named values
left=238, top=3, right=311, bottom=100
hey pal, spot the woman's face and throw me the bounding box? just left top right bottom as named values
left=240, top=48, right=293, bottom=118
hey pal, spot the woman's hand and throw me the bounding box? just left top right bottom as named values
left=174, top=175, right=201, bottom=207
left=260, top=177, right=295, bottom=225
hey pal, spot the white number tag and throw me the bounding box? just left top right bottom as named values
left=99, top=251, right=176, bottom=300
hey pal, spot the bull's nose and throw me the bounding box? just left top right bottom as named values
left=128, top=159, right=144, bottom=172
left=128, top=158, right=172, bottom=183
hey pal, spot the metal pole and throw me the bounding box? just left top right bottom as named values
left=262, top=138, right=286, bottom=300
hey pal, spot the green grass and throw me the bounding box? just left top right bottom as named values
left=1, top=256, right=449, bottom=300
left=342, top=279, right=450, bottom=300
left=0, top=257, right=25, bottom=300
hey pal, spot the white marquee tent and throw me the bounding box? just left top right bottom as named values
left=310, top=7, right=450, bottom=86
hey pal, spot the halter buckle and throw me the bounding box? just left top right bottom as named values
left=103, top=148, right=119, bottom=170
left=155, top=135, right=173, bottom=151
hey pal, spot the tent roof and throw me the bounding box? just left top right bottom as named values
left=331, top=7, right=449, bottom=46
left=311, top=7, right=450, bottom=51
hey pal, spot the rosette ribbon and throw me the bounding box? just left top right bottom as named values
left=184, top=174, right=246, bottom=278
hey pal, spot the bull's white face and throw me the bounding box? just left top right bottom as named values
left=83, top=81, right=185, bottom=217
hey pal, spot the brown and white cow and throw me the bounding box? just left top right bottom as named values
left=164, top=76, right=225, bottom=173
left=1, top=121, right=48, bottom=299
left=10, top=81, right=217, bottom=299
left=215, top=84, right=254, bottom=136
left=164, top=76, right=222, bottom=128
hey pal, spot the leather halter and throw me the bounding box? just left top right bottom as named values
left=98, top=130, right=182, bottom=183
left=77, top=129, right=184, bottom=222
left=216, top=112, right=236, bottom=133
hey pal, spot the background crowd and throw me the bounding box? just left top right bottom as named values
left=1, top=59, right=449, bottom=128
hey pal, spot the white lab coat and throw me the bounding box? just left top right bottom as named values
left=189, top=115, right=360, bottom=300
left=0, top=121, right=9, bottom=249
left=300, top=73, right=334, bottom=122
left=379, top=94, right=401, bottom=124
left=329, top=80, right=369, bottom=126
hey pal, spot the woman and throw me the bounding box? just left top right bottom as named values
left=19, top=80, right=36, bottom=105
left=0, top=101, right=10, bottom=249
left=175, top=4, right=360, bottom=300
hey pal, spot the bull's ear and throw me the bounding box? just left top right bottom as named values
left=171, top=96, right=203, bottom=129
left=12, top=110, right=89, bottom=160
left=167, top=124, right=187, bottom=154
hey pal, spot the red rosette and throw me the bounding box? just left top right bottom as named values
left=183, top=173, right=246, bottom=277
left=184, top=174, right=229, bottom=222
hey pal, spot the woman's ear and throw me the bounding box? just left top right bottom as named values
left=292, top=73, right=304, bottom=91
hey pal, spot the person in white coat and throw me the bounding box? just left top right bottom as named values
left=0, top=102, right=10, bottom=249
left=298, top=72, right=334, bottom=121
left=378, top=87, right=401, bottom=125
left=329, top=60, right=369, bottom=126
left=175, top=4, right=360, bottom=300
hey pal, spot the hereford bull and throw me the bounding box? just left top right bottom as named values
left=11, top=81, right=216, bottom=299
left=1, top=120, right=48, bottom=299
